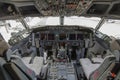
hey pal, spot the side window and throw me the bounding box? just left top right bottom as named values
left=0, top=33, right=4, bottom=41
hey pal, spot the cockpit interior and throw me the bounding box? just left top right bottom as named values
left=0, top=0, right=120, bottom=80
left=1, top=24, right=120, bottom=80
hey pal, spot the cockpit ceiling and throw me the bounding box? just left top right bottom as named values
left=0, top=0, right=88, bottom=19
left=0, top=0, right=120, bottom=20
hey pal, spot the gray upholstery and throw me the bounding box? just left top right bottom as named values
left=91, top=58, right=104, bottom=63
left=80, top=55, right=115, bottom=80
left=87, top=41, right=106, bottom=57
left=4, top=47, right=43, bottom=76
left=0, top=57, right=12, bottom=80
left=114, top=50, right=120, bottom=62
left=5, top=49, right=13, bottom=61
left=80, top=58, right=101, bottom=79
left=89, top=55, right=115, bottom=80
left=110, top=37, right=120, bottom=51
left=11, top=55, right=36, bottom=80
left=22, top=56, right=43, bottom=75
left=98, top=62, right=115, bottom=80
left=4, top=63, right=29, bottom=80
left=22, top=57, right=31, bottom=64
left=0, top=41, right=37, bottom=80
left=29, top=57, right=43, bottom=75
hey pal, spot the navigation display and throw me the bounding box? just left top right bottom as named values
left=69, top=34, right=76, bottom=40
left=59, top=34, right=66, bottom=40
left=48, top=34, right=55, bottom=40
left=40, top=33, right=47, bottom=40
left=77, top=34, right=83, bottom=40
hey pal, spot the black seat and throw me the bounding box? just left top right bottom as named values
left=0, top=39, right=37, bottom=80
left=0, top=57, right=12, bottom=80
left=89, top=55, right=115, bottom=80
left=3, top=62, right=29, bottom=80
left=6, top=53, right=36, bottom=80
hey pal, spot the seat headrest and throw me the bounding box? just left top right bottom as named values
left=110, top=37, right=120, bottom=51
left=114, top=50, right=120, bottom=62
left=5, top=49, right=13, bottom=61
left=0, top=40, right=10, bottom=57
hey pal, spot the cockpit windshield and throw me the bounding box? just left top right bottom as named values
left=24, top=16, right=100, bottom=29
left=1, top=16, right=120, bottom=42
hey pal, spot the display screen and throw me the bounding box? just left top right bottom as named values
left=77, top=34, right=83, bottom=40
left=35, top=33, right=39, bottom=38
left=69, top=34, right=76, bottom=40
left=48, top=34, right=55, bottom=40
left=59, top=34, right=66, bottom=40
left=40, top=33, right=47, bottom=40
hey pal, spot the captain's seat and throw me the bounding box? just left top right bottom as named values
left=0, top=39, right=12, bottom=80
left=80, top=50, right=115, bottom=80
left=0, top=38, right=44, bottom=80
left=21, top=56, right=43, bottom=75
left=0, top=39, right=37, bottom=80
left=8, top=51, right=44, bottom=79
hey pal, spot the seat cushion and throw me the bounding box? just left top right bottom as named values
left=30, top=57, right=43, bottom=75
left=4, top=63, right=29, bottom=80
left=80, top=58, right=101, bottom=79
left=22, top=57, right=31, bottom=64
left=92, top=58, right=104, bottom=63
left=22, top=57, right=43, bottom=75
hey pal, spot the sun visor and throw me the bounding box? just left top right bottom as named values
left=109, top=2, right=120, bottom=18
left=81, top=0, right=120, bottom=19
left=0, top=1, right=41, bottom=20
left=81, top=1, right=111, bottom=17
left=87, top=4, right=109, bottom=15
left=0, top=2, right=18, bottom=20
left=18, top=5, right=40, bottom=16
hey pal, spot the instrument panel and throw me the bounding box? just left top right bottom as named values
left=32, top=26, right=93, bottom=47
left=31, top=25, right=94, bottom=59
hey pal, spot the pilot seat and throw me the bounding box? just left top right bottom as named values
left=80, top=50, right=116, bottom=80
left=0, top=38, right=44, bottom=80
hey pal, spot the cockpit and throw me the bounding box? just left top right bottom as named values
left=28, top=26, right=94, bottom=61
left=0, top=0, right=120, bottom=80
left=1, top=24, right=120, bottom=80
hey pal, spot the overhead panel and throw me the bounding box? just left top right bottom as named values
left=34, top=0, right=91, bottom=16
